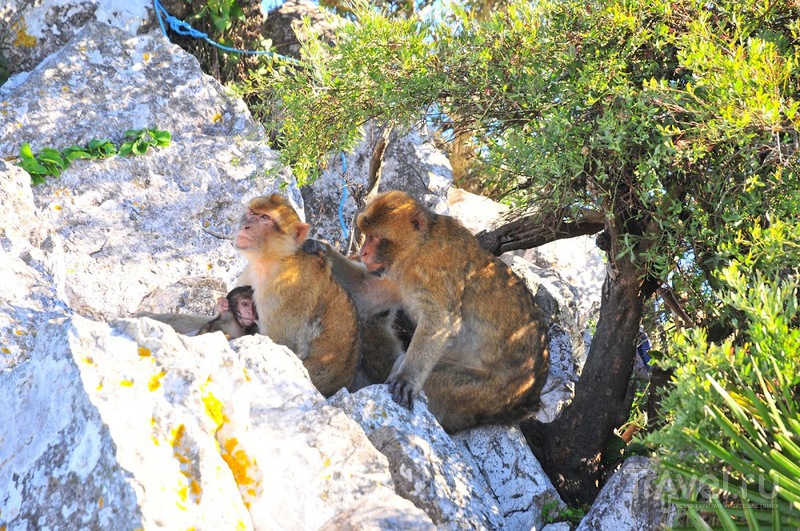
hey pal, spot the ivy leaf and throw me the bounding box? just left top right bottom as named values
left=132, top=140, right=149, bottom=155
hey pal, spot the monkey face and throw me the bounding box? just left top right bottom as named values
left=235, top=195, right=309, bottom=257
left=357, top=191, right=430, bottom=275
left=236, top=208, right=279, bottom=251
left=234, top=296, right=257, bottom=327
left=359, top=234, right=391, bottom=274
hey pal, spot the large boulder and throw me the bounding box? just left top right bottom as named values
left=1, top=0, right=155, bottom=79
left=577, top=456, right=676, bottom=531
left=0, top=315, right=433, bottom=529
left=0, top=21, right=299, bottom=370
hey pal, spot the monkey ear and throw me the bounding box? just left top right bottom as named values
left=410, top=210, right=427, bottom=232
left=295, top=223, right=310, bottom=244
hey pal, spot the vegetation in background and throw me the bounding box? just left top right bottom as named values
left=255, top=0, right=800, bottom=504
left=651, top=255, right=800, bottom=528
left=18, top=128, right=171, bottom=185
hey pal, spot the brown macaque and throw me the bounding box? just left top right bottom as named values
left=234, top=194, right=359, bottom=397
left=304, top=191, right=550, bottom=432
left=300, top=239, right=404, bottom=388
left=197, top=286, right=259, bottom=339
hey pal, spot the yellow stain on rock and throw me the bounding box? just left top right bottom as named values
left=221, top=437, right=261, bottom=498
left=172, top=424, right=203, bottom=505
left=12, top=20, right=36, bottom=48
left=120, top=379, right=134, bottom=387
left=202, top=392, right=226, bottom=428
left=148, top=371, right=165, bottom=391
left=138, top=346, right=151, bottom=357
left=212, top=112, right=222, bottom=123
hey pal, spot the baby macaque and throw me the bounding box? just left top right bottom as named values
left=197, top=286, right=259, bottom=339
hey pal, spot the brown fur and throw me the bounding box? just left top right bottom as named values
left=236, top=194, right=359, bottom=397
left=355, top=190, right=550, bottom=432
left=299, top=239, right=404, bottom=388
left=134, top=312, right=211, bottom=335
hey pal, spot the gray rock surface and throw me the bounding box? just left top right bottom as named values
left=304, top=123, right=452, bottom=252
left=453, top=426, right=565, bottom=530
left=0, top=22, right=298, bottom=370
left=577, top=456, right=676, bottom=531
left=1, top=0, right=154, bottom=79
left=329, top=386, right=507, bottom=529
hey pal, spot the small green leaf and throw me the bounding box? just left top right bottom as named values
left=38, top=147, right=64, bottom=163
left=132, top=141, right=148, bottom=155
left=19, top=143, right=35, bottom=161
left=152, top=130, right=171, bottom=146
left=21, top=159, right=49, bottom=174
left=118, top=142, right=134, bottom=156
left=88, top=138, right=111, bottom=150
left=64, top=149, right=93, bottom=162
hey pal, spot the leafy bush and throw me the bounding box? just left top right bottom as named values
left=650, top=248, right=800, bottom=527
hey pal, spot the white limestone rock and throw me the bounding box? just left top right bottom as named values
left=0, top=315, right=433, bottom=529
left=453, top=426, right=565, bottom=530
left=0, top=160, right=69, bottom=370
left=516, top=235, right=606, bottom=330
left=328, top=386, right=505, bottom=530
left=2, top=0, right=154, bottom=79
left=542, top=523, right=572, bottom=531
left=505, top=256, right=587, bottom=423
left=576, top=456, right=676, bottom=531
left=0, top=22, right=300, bottom=370
left=446, top=187, right=509, bottom=235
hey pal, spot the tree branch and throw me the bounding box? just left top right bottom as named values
left=476, top=209, right=605, bottom=256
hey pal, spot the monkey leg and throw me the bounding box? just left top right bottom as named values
left=423, top=365, right=541, bottom=433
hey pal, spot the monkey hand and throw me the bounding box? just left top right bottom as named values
left=299, top=238, right=329, bottom=257
left=387, top=376, right=415, bottom=409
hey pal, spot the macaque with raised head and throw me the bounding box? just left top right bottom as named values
left=306, top=191, right=550, bottom=432
left=234, top=194, right=360, bottom=396
left=198, top=285, right=259, bottom=339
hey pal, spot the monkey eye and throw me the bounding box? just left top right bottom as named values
left=260, top=214, right=271, bottom=221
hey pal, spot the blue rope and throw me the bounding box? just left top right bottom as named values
left=152, top=0, right=301, bottom=65
left=338, top=153, right=350, bottom=240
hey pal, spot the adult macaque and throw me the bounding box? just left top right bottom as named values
left=197, top=285, right=259, bottom=339
left=300, top=240, right=404, bottom=387
left=235, top=194, right=359, bottom=396
left=304, top=191, right=550, bottom=432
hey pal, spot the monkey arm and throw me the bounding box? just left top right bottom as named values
left=386, top=309, right=454, bottom=408
left=302, top=239, right=402, bottom=317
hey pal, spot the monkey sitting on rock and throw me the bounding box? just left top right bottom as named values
left=303, top=190, right=550, bottom=433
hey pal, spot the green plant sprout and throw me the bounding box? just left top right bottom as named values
left=17, top=128, right=171, bottom=185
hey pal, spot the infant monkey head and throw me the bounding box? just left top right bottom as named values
left=198, top=285, right=259, bottom=339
